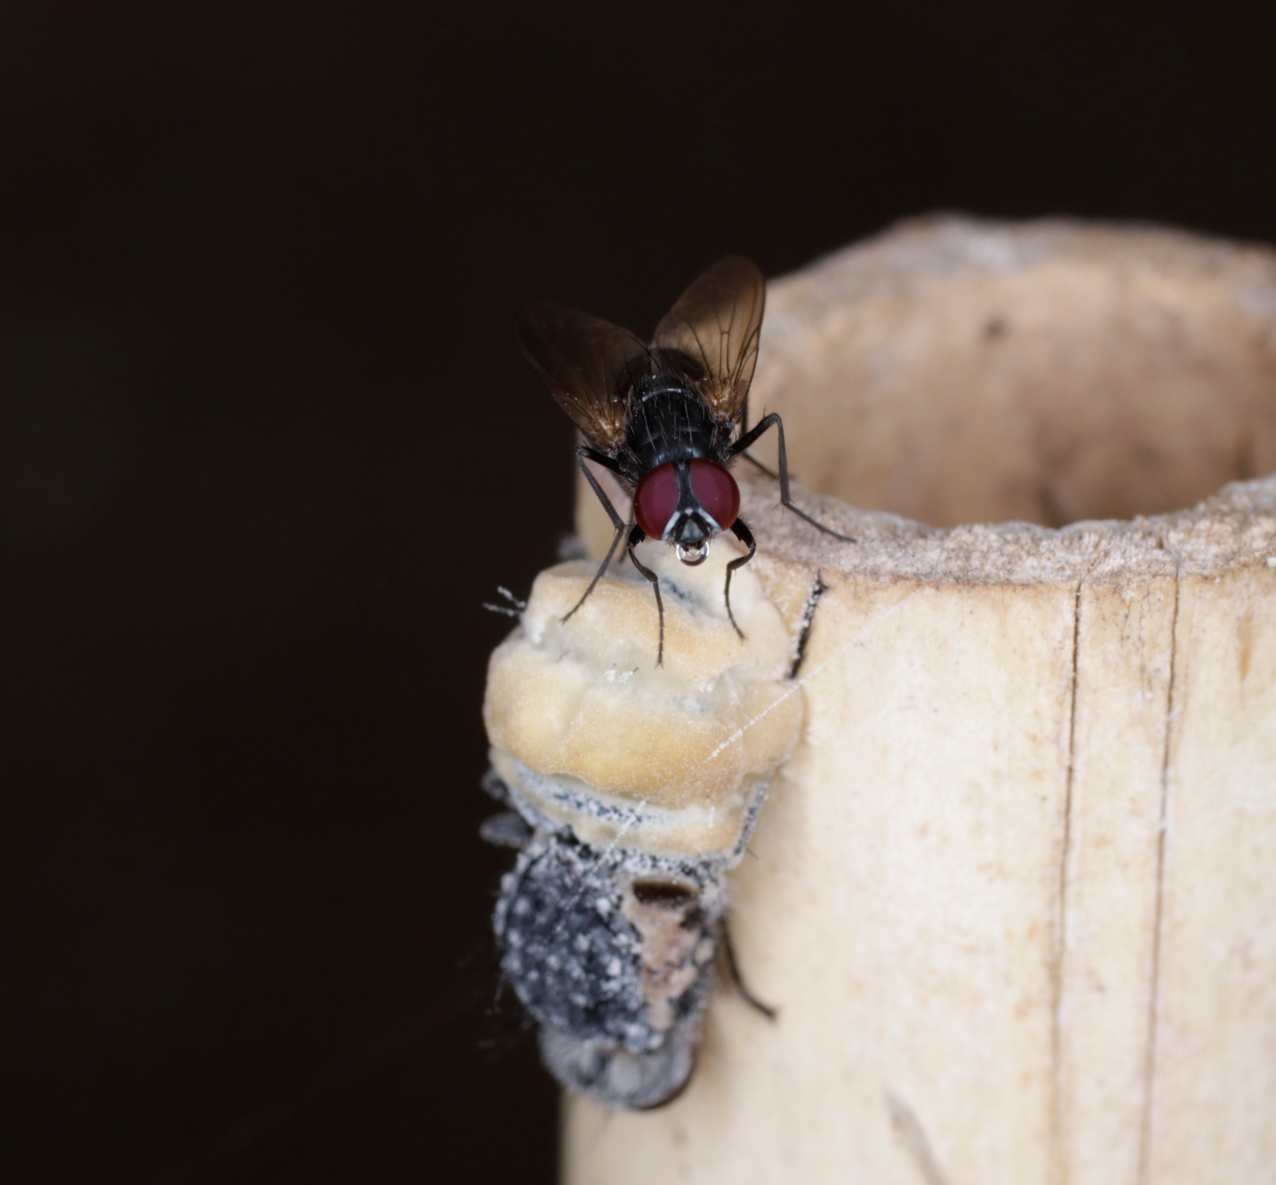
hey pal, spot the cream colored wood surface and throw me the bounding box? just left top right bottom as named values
left=561, top=219, right=1276, bottom=1185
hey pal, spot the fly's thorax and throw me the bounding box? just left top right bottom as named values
left=481, top=548, right=802, bottom=860
left=622, top=379, right=721, bottom=473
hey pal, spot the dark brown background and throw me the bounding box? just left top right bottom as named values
left=3, top=3, right=1274, bottom=1182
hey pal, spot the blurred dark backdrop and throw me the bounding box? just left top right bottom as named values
left=2, top=2, right=1274, bottom=1182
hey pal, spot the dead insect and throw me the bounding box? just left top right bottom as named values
left=482, top=768, right=772, bottom=1110
left=519, top=256, right=850, bottom=664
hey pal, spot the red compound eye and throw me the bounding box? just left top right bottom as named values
left=689, top=458, right=739, bottom=530
left=634, top=462, right=679, bottom=539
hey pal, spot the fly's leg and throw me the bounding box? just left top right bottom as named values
left=723, top=518, right=757, bottom=640
left=626, top=524, right=665, bottom=667
left=563, top=447, right=628, bottom=624
left=718, top=917, right=777, bottom=1020
left=736, top=393, right=779, bottom=479
left=729, top=412, right=854, bottom=542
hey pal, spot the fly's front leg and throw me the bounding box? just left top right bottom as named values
left=626, top=524, right=665, bottom=666
left=736, top=393, right=779, bottom=479
left=564, top=447, right=628, bottom=623
left=730, top=412, right=854, bottom=542
left=723, top=518, right=757, bottom=640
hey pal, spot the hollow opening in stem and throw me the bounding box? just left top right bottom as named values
left=753, top=223, right=1276, bottom=528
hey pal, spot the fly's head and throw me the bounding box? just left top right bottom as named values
left=634, top=458, right=741, bottom=565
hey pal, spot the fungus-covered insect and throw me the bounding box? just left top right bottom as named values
left=482, top=768, right=771, bottom=1110
left=519, top=257, right=849, bottom=664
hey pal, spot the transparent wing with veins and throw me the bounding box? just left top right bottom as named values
left=652, top=256, right=765, bottom=424
left=518, top=303, right=650, bottom=453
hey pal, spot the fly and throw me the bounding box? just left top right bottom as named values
left=519, top=256, right=851, bottom=664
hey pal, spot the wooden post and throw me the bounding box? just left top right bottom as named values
left=562, top=219, right=1276, bottom=1185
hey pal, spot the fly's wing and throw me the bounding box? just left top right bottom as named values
left=519, top=303, right=649, bottom=452
left=651, top=256, right=765, bottom=424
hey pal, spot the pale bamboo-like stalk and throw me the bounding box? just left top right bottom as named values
left=563, top=219, right=1276, bottom=1185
